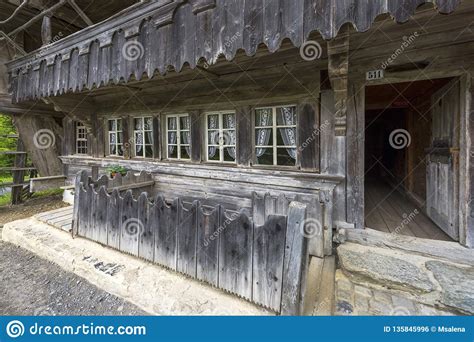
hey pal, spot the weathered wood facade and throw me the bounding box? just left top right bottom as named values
left=2, top=0, right=474, bottom=312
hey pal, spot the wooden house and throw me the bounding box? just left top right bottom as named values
left=0, top=0, right=473, bottom=314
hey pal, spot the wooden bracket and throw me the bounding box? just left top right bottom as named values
left=327, top=26, right=349, bottom=136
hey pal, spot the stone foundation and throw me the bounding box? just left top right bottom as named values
left=335, top=242, right=474, bottom=315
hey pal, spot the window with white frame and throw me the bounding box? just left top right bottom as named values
left=166, top=114, right=191, bottom=160
left=133, top=117, right=153, bottom=158
left=108, top=118, right=123, bottom=156
left=206, top=111, right=236, bottom=163
left=75, top=121, right=88, bottom=154
left=254, top=105, right=297, bottom=166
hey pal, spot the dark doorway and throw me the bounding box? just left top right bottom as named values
left=364, top=79, right=453, bottom=241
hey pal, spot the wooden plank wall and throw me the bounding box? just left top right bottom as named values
left=73, top=171, right=316, bottom=314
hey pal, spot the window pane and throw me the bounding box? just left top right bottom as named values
left=207, top=146, right=220, bottom=161
left=222, top=130, right=236, bottom=146
left=277, top=127, right=296, bottom=146
left=168, top=131, right=177, bottom=144
left=255, top=128, right=272, bottom=146
left=110, top=133, right=116, bottom=144
left=135, top=144, right=142, bottom=156
left=277, top=148, right=296, bottom=166
left=255, top=108, right=272, bottom=126
left=117, top=132, right=123, bottom=144
left=145, top=117, right=153, bottom=130
left=168, top=117, right=177, bottom=130
left=223, top=113, right=235, bottom=129
left=181, top=146, right=190, bottom=159
left=207, top=114, right=219, bottom=129
left=180, top=131, right=190, bottom=145
left=108, top=120, right=116, bottom=131
left=116, top=119, right=122, bottom=131
left=145, top=131, right=153, bottom=145
left=110, top=144, right=116, bottom=155
left=180, top=116, right=190, bottom=130
left=145, top=145, right=153, bottom=158
left=134, top=118, right=142, bottom=130
left=168, top=145, right=177, bottom=158
left=224, top=147, right=236, bottom=162
left=256, top=147, right=273, bottom=165
left=276, top=106, right=296, bottom=125
left=135, top=132, right=143, bottom=145
left=208, top=130, right=219, bottom=145
left=117, top=144, right=123, bottom=156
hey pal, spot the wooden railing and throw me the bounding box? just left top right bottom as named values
left=72, top=170, right=310, bottom=315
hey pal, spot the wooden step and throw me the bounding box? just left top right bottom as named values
left=303, top=256, right=337, bottom=315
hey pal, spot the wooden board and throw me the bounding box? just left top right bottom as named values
left=154, top=196, right=178, bottom=270
left=119, top=190, right=139, bottom=255
left=281, top=201, right=308, bottom=315
left=218, top=209, right=253, bottom=300
left=252, top=214, right=287, bottom=311
left=196, top=203, right=220, bottom=286
left=176, top=200, right=198, bottom=277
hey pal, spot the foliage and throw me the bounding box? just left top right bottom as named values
left=0, top=115, right=17, bottom=176
left=107, top=165, right=128, bottom=177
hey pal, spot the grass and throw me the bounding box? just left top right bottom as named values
left=0, top=188, right=63, bottom=206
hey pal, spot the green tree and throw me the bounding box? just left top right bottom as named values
left=0, top=114, right=17, bottom=177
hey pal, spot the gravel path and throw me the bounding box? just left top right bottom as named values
left=0, top=237, right=147, bottom=316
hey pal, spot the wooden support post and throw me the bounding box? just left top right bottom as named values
left=190, top=110, right=202, bottom=163
left=281, top=201, right=308, bottom=315
left=152, top=116, right=161, bottom=160
left=327, top=26, right=349, bottom=137
left=122, top=116, right=130, bottom=159
left=11, top=139, right=26, bottom=205
left=236, top=106, right=252, bottom=166
left=41, top=14, right=52, bottom=46
left=346, top=81, right=365, bottom=229
left=462, top=75, right=474, bottom=248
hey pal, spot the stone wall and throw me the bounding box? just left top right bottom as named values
left=334, top=241, right=473, bottom=315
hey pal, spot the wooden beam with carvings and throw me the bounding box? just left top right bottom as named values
left=327, top=26, right=349, bottom=136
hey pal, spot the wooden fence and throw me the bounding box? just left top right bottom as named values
left=72, top=170, right=310, bottom=315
